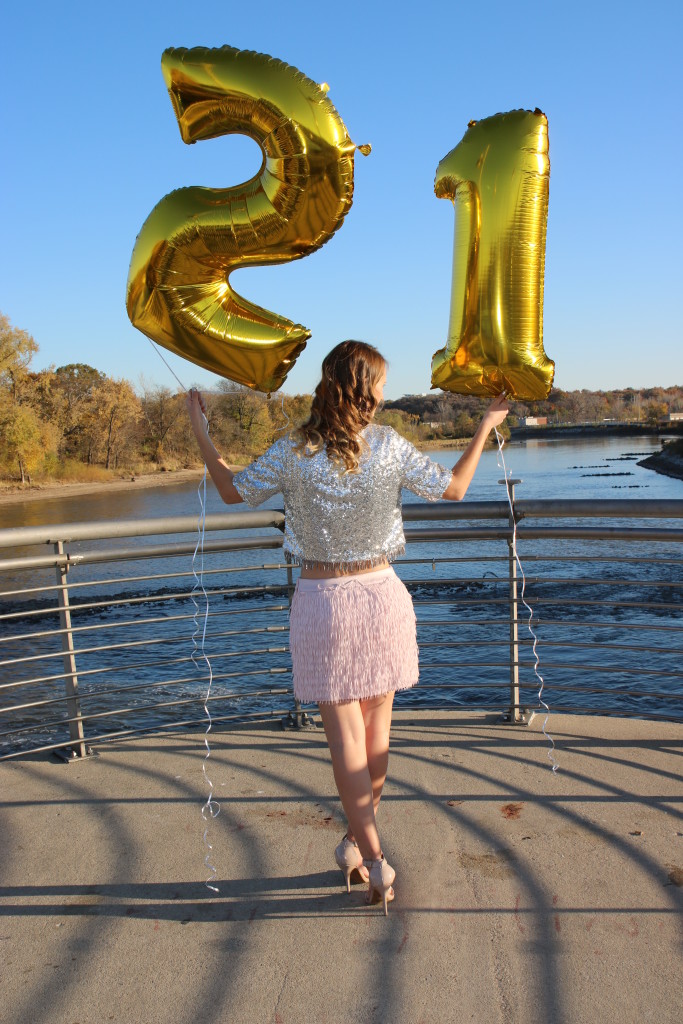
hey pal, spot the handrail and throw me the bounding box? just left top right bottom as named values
left=0, top=509, right=286, bottom=549
left=1, top=496, right=682, bottom=760
left=3, top=497, right=681, bottom=553
left=514, top=498, right=683, bottom=518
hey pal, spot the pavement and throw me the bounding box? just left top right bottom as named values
left=1, top=711, right=682, bottom=1024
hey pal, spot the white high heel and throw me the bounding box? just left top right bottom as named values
left=363, top=855, right=396, bottom=916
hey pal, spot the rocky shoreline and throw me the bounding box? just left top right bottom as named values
left=637, top=441, right=683, bottom=482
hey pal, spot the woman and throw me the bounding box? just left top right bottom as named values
left=187, top=341, right=508, bottom=915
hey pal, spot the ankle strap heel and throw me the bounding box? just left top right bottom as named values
left=362, top=855, right=396, bottom=916
left=334, top=835, right=369, bottom=891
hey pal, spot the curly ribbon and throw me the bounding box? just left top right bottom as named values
left=272, top=392, right=291, bottom=435
left=494, top=426, right=558, bottom=772
left=147, top=339, right=221, bottom=889
left=190, top=443, right=221, bottom=892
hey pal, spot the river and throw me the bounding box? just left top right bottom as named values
left=0, top=434, right=678, bottom=530
left=1, top=435, right=682, bottom=752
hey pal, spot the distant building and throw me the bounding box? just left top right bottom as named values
left=669, top=412, right=683, bottom=422
left=522, top=416, right=548, bottom=426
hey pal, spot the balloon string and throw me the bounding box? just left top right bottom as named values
left=494, top=426, right=558, bottom=773
left=148, top=341, right=220, bottom=882
left=272, top=392, right=291, bottom=434
left=190, top=440, right=220, bottom=892
left=147, top=338, right=188, bottom=393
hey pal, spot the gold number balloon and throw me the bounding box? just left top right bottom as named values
left=126, top=46, right=370, bottom=393
left=431, top=109, right=555, bottom=401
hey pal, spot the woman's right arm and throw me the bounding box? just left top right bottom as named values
left=441, top=394, right=510, bottom=501
left=186, top=389, right=244, bottom=505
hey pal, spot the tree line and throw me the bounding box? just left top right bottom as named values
left=0, top=314, right=315, bottom=484
left=385, top=385, right=683, bottom=437
left=1, top=312, right=680, bottom=484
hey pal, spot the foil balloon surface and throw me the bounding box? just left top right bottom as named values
left=431, top=109, right=555, bottom=401
left=126, top=46, right=370, bottom=393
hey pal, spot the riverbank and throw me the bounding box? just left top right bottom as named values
left=638, top=440, right=683, bottom=482
left=0, top=467, right=221, bottom=505
left=510, top=423, right=683, bottom=441
left=0, top=440, right=474, bottom=504
left=416, top=437, right=471, bottom=450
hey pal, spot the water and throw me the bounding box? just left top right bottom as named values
left=1, top=435, right=682, bottom=753
left=0, top=434, right=677, bottom=531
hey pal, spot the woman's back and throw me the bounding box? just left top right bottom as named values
left=232, top=423, right=452, bottom=570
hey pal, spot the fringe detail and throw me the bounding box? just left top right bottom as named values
left=285, top=544, right=405, bottom=574
left=289, top=571, right=419, bottom=704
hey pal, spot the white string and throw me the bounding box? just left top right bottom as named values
left=148, top=338, right=188, bottom=393
left=145, top=341, right=220, bottom=887
left=494, top=426, right=558, bottom=772
left=189, top=418, right=220, bottom=892
left=271, top=392, right=291, bottom=434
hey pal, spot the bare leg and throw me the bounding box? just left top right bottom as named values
left=345, top=691, right=395, bottom=840
left=318, top=701, right=382, bottom=862
left=360, top=691, right=395, bottom=818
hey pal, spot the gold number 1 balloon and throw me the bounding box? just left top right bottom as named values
left=126, top=46, right=370, bottom=393
left=431, top=109, right=555, bottom=401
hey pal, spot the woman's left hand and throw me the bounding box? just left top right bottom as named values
left=483, top=393, right=510, bottom=429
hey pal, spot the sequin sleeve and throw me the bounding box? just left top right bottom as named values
left=231, top=437, right=288, bottom=507
left=391, top=430, right=453, bottom=501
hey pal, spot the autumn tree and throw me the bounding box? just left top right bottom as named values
left=50, top=364, right=107, bottom=462
left=139, top=384, right=187, bottom=463
left=216, top=381, right=264, bottom=429
left=0, top=314, right=60, bottom=482
left=68, top=376, right=142, bottom=468
left=93, top=378, right=142, bottom=469
left=215, top=382, right=269, bottom=454
left=0, top=313, right=38, bottom=391
left=452, top=410, right=476, bottom=438
left=645, top=401, right=668, bottom=426
left=0, top=405, right=49, bottom=483
left=375, top=408, right=424, bottom=443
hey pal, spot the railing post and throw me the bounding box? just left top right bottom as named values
left=281, top=562, right=317, bottom=730
left=500, top=479, right=525, bottom=724
left=53, top=540, right=91, bottom=759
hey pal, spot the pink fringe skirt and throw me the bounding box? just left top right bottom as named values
left=289, top=567, right=419, bottom=704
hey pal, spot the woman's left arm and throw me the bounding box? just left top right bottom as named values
left=441, top=394, right=509, bottom=501
left=186, top=389, right=244, bottom=505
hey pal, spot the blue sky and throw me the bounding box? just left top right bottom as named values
left=3, top=0, right=682, bottom=399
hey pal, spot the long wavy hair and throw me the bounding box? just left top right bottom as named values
left=296, top=341, right=387, bottom=472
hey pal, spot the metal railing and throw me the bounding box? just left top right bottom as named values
left=1, top=496, right=682, bottom=760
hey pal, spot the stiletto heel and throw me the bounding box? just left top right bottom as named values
left=363, top=855, right=395, bottom=916
left=334, top=835, right=369, bottom=891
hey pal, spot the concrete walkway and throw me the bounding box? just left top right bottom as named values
left=1, top=712, right=682, bottom=1024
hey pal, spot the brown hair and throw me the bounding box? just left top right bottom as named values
left=297, top=340, right=387, bottom=472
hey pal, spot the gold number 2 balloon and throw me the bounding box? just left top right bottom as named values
left=431, top=109, right=555, bottom=401
left=126, top=46, right=370, bottom=393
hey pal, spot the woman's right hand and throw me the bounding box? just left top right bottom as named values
left=483, top=393, right=510, bottom=428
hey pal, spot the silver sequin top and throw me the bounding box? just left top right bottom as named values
left=232, top=425, right=453, bottom=570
